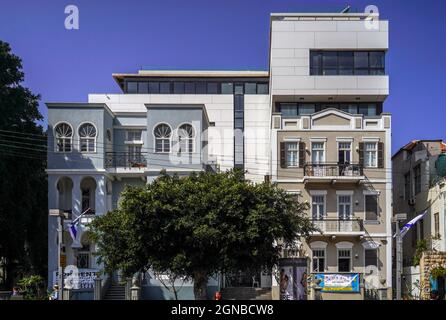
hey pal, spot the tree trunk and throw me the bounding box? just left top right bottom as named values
left=193, top=271, right=208, bottom=300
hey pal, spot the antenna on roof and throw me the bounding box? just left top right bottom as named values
left=340, top=5, right=351, bottom=13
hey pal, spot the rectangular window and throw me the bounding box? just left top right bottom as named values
left=221, top=82, right=233, bottom=94
left=127, top=82, right=138, bottom=94
left=127, top=130, right=142, bottom=142
left=364, top=142, right=378, bottom=168
left=338, top=142, right=351, bottom=164
left=281, top=103, right=298, bottom=117
left=159, top=82, right=171, bottom=94
left=358, top=104, right=377, bottom=116
left=312, top=249, right=325, bottom=272
left=234, top=83, right=244, bottom=95
left=310, top=51, right=385, bottom=76
left=195, top=82, right=206, bottom=94
left=414, top=164, right=421, bottom=194
left=365, top=249, right=378, bottom=270
left=340, top=104, right=358, bottom=114
left=149, top=82, right=160, bottom=94
left=244, top=83, right=257, bottom=94
left=311, top=142, right=325, bottom=164
left=138, top=82, right=149, bottom=93
left=312, top=195, right=325, bottom=220
left=286, top=142, right=298, bottom=167
left=434, top=213, right=440, bottom=237
left=185, top=82, right=196, bottom=94
left=299, top=104, right=316, bottom=115
left=257, top=83, right=269, bottom=94
left=338, top=249, right=351, bottom=272
left=338, top=195, right=352, bottom=220
left=207, top=82, right=218, bottom=94
left=127, top=145, right=143, bottom=163
left=365, top=194, right=378, bottom=221
left=173, top=82, right=185, bottom=94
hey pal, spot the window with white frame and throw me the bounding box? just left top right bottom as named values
left=127, top=129, right=142, bottom=142
left=338, top=195, right=352, bottom=220
left=54, top=123, right=73, bottom=152
left=178, top=124, right=194, bottom=153
left=154, top=124, right=171, bottom=153
left=311, top=142, right=325, bottom=164
left=286, top=142, right=298, bottom=167
left=312, top=195, right=325, bottom=220
left=338, top=249, right=351, bottom=272
left=365, top=194, right=379, bottom=221
left=338, top=142, right=351, bottom=164
left=127, top=145, right=143, bottom=163
left=79, top=123, right=97, bottom=153
left=364, top=142, right=378, bottom=168
left=312, top=249, right=325, bottom=272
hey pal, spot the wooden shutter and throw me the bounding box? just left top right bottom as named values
left=378, top=142, right=384, bottom=168
left=358, top=142, right=364, bottom=166
left=299, top=142, right=306, bottom=168
left=280, top=142, right=286, bottom=168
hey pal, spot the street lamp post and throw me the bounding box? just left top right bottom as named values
left=394, top=213, right=407, bottom=301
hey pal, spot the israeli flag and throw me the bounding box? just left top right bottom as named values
left=394, top=211, right=427, bottom=238
left=68, top=222, right=78, bottom=242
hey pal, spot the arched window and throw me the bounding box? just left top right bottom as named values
left=54, top=123, right=73, bottom=152
left=154, top=124, right=171, bottom=153
left=79, top=123, right=97, bottom=153
left=178, top=124, right=195, bottom=153
left=80, top=177, right=96, bottom=214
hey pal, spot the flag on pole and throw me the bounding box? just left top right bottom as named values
left=68, top=221, right=78, bottom=242
left=394, top=211, right=427, bottom=238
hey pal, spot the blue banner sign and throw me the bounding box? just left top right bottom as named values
left=314, top=273, right=360, bottom=293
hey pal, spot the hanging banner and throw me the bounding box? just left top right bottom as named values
left=314, top=273, right=360, bottom=293
left=278, top=258, right=309, bottom=300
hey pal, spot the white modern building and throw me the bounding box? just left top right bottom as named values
left=47, top=10, right=392, bottom=300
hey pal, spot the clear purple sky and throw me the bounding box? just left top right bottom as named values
left=0, top=0, right=445, bottom=153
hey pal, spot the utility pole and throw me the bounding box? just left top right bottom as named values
left=49, top=209, right=66, bottom=300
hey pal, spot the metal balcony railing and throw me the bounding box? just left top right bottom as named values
left=304, top=163, right=363, bottom=177
left=312, top=218, right=364, bottom=233
left=105, top=152, right=148, bottom=169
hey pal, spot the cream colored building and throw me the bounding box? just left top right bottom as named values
left=269, top=12, right=392, bottom=300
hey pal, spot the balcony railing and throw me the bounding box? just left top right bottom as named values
left=105, top=152, right=148, bottom=169
left=312, top=218, right=364, bottom=233
left=304, top=163, right=363, bottom=177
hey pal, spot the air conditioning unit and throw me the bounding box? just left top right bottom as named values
left=408, top=198, right=416, bottom=206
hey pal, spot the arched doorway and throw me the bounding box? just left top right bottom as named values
left=80, top=177, right=96, bottom=214
left=57, top=177, right=73, bottom=214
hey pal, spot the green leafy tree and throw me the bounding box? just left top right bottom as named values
left=91, top=170, right=314, bottom=300
left=0, top=40, right=47, bottom=289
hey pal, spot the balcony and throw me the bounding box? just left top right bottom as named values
left=311, top=218, right=365, bottom=235
left=303, top=163, right=364, bottom=184
left=105, top=152, right=148, bottom=170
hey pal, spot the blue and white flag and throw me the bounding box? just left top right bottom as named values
left=394, top=211, right=427, bottom=238
left=68, top=222, right=78, bottom=242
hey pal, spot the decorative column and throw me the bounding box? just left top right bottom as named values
left=71, top=175, right=82, bottom=217
left=95, top=175, right=107, bottom=216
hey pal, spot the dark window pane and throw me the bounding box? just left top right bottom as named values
left=281, top=104, right=298, bottom=117
left=196, top=82, right=206, bottom=94
left=245, top=83, right=257, bottom=94
left=299, top=104, right=316, bottom=115
left=207, top=82, right=218, bottom=94
left=311, top=51, right=322, bottom=69
left=338, top=51, right=354, bottom=68
left=322, top=52, right=338, bottom=68
left=149, top=82, right=159, bottom=94
left=138, top=82, right=148, bottom=93
left=365, top=195, right=378, bottom=220
left=354, top=69, right=369, bottom=75
left=338, top=69, right=353, bottom=75
left=234, top=118, right=244, bottom=128
left=221, top=83, right=233, bottom=94
left=370, top=69, right=385, bottom=75
left=369, top=52, right=385, bottom=68
left=127, top=82, right=137, bottom=94
left=159, top=82, right=171, bottom=94
left=173, top=82, right=185, bottom=94
left=359, top=104, right=377, bottom=116
left=354, top=52, right=369, bottom=69
left=234, top=84, right=244, bottom=95
left=340, top=104, right=358, bottom=114
left=365, top=249, right=378, bottom=268
left=185, top=82, right=195, bottom=94
left=323, top=69, right=338, bottom=75
left=257, top=83, right=268, bottom=94
left=234, top=111, right=244, bottom=119
left=310, top=67, right=322, bottom=76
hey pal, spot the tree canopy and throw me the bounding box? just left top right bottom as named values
left=91, top=169, right=314, bottom=299
left=0, top=40, right=47, bottom=289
